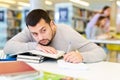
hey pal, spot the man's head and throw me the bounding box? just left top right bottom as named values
left=26, top=9, right=56, bottom=46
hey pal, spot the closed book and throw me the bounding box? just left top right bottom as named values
left=17, top=52, right=44, bottom=60
left=0, top=61, right=38, bottom=75
left=16, top=52, right=45, bottom=63
left=17, top=58, right=44, bottom=63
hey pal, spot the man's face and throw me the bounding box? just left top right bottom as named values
left=28, top=19, right=54, bottom=46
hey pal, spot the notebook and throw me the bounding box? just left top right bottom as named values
left=0, top=61, right=38, bottom=75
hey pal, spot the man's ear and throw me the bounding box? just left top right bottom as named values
left=50, top=20, right=56, bottom=31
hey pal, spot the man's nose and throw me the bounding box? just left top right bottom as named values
left=37, top=34, right=43, bottom=40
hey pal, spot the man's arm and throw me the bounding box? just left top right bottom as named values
left=4, top=28, right=37, bottom=54
left=62, top=24, right=106, bottom=63
left=79, top=42, right=106, bottom=63
left=64, top=42, right=106, bottom=63
left=4, top=28, right=57, bottom=55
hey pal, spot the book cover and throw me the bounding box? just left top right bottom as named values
left=0, top=61, right=38, bottom=75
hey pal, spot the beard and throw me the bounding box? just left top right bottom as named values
left=38, top=39, right=52, bottom=46
left=36, top=25, right=56, bottom=46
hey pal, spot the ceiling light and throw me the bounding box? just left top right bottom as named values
left=45, top=0, right=52, bottom=5
left=0, top=0, right=16, bottom=4
left=18, top=2, right=30, bottom=7
left=18, top=6, right=23, bottom=10
left=0, top=3, right=10, bottom=8
left=70, top=0, right=89, bottom=7
left=117, top=1, right=120, bottom=6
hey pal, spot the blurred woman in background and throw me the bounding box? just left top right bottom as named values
left=85, top=6, right=111, bottom=39
left=91, top=16, right=111, bottom=39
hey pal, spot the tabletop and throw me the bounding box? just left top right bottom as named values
left=28, top=60, right=120, bottom=80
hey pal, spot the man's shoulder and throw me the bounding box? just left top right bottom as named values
left=21, top=27, right=30, bottom=33
left=56, top=24, right=73, bottom=30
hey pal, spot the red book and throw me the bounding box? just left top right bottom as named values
left=0, top=61, right=38, bottom=75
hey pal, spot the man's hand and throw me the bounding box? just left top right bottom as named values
left=36, top=44, right=57, bottom=54
left=63, top=51, right=83, bottom=63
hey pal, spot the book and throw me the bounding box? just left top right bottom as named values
left=14, top=50, right=65, bottom=59
left=17, top=52, right=44, bottom=60
left=0, top=61, right=38, bottom=76
left=28, top=50, right=65, bottom=59
left=16, top=50, right=64, bottom=63
left=17, top=58, right=44, bottom=63
left=17, top=52, right=45, bottom=63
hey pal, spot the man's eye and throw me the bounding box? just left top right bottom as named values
left=32, top=33, right=37, bottom=36
left=42, top=29, right=46, bottom=33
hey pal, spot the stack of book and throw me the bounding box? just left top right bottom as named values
left=17, top=52, right=45, bottom=63
left=16, top=50, right=65, bottom=63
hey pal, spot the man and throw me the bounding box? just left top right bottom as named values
left=4, top=9, right=106, bottom=63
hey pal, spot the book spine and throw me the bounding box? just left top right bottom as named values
left=17, top=58, right=44, bottom=63
left=17, top=55, right=44, bottom=60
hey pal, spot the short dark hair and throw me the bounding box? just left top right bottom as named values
left=26, top=9, right=51, bottom=27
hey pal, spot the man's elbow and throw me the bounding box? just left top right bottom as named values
left=82, top=48, right=107, bottom=63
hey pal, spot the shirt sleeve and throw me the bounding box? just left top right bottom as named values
left=78, top=42, right=106, bottom=63
left=64, top=25, right=106, bottom=63
left=3, top=28, right=37, bottom=54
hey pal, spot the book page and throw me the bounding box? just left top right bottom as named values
left=29, top=50, right=65, bottom=59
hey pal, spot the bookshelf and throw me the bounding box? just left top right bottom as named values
left=0, top=8, right=21, bottom=48
left=21, top=8, right=30, bottom=30
left=47, top=10, right=54, bottom=21
left=20, top=9, right=54, bottom=30
left=54, top=3, right=95, bottom=34
left=72, top=6, right=96, bottom=34
left=7, top=10, right=21, bottom=39
left=0, top=8, right=7, bottom=48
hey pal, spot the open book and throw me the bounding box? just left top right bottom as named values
left=28, top=50, right=65, bottom=59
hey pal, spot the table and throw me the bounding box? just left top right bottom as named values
left=89, top=39, right=120, bottom=62
left=28, top=61, right=120, bottom=80
left=89, top=39, right=120, bottom=44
